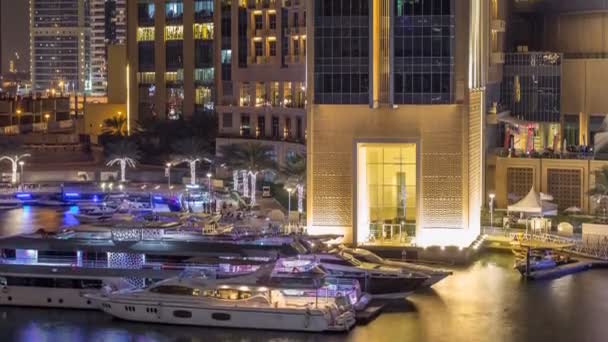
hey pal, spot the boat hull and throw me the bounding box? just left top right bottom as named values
left=0, top=286, right=98, bottom=309
left=92, top=296, right=355, bottom=332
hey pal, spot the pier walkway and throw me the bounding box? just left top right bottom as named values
left=483, top=228, right=608, bottom=261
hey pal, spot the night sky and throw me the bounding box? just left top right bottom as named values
left=1, top=0, right=29, bottom=74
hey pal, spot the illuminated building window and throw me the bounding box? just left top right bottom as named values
left=165, top=26, right=184, bottom=40
left=240, top=82, right=252, bottom=106
left=195, top=86, right=213, bottom=110
left=269, top=13, right=276, bottom=29
left=165, top=70, right=184, bottom=83
left=283, top=82, right=292, bottom=107
left=194, top=23, right=214, bottom=40
left=294, top=82, right=305, bottom=108
left=269, top=40, right=277, bottom=56
left=194, top=0, right=214, bottom=21
left=255, top=82, right=266, bottom=107
left=270, top=82, right=280, bottom=106
left=137, top=72, right=155, bottom=84
left=137, top=27, right=155, bottom=41
left=166, top=87, right=184, bottom=120
left=241, top=114, right=251, bottom=137
left=166, top=1, right=184, bottom=22
left=357, top=143, right=417, bottom=246
left=194, top=68, right=214, bottom=84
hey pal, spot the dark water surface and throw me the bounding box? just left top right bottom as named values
left=0, top=207, right=607, bottom=342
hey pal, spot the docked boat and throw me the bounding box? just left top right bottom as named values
left=514, top=248, right=573, bottom=275
left=0, top=270, right=124, bottom=309
left=299, top=253, right=429, bottom=299
left=334, top=245, right=452, bottom=287
left=72, top=206, right=117, bottom=223
left=87, top=266, right=357, bottom=332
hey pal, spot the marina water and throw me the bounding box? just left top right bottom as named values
left=1, top=207, right=608, bottom=342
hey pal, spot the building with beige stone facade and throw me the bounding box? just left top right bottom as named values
left=306, top=0, right=490, bottom=248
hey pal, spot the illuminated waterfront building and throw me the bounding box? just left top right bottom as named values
left=29, top=0, right=90, bottom=93
left=126, top=0, right=216, bottom=121
left=90, top=0, right=126, bottom=96
left=215, top=0, right=307, bottom=165
left=306, top=0, right=489, bottom=248
left=488, top=0, right=608, bottom=215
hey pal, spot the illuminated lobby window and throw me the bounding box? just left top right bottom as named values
left=357, top=143, right=417, bottom=246
left=165, top=26, right=184, bottom=40
left=137, top=27, right=155, bottom=41
left=194, top=23, right=214, bottom=40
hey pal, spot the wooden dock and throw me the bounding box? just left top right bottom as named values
left=355, top=303, right=385, bottom=325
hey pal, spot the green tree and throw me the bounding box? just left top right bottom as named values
left=102, top=115, right=127, bottom=137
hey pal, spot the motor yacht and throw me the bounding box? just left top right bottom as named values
left=300, top=253, right=429, bottom=299
left=0, top=271, right=125, bottom=309
left=87, top=266, right=356, bottom=332
left=334, top=245, right=452, bottom=287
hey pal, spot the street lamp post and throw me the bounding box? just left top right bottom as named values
left=206, top=172, right=213, bottom=213
left=166, top=163, right=172, bottom=190
left=44, top=113, right=50, bottom=133
left=489, top=193, right=495, bottom=232
left=18, top=161, right=24, bottom=187
left=286, top=187, right=293, bottom=232
left=15, top=109, right=22, bottom=126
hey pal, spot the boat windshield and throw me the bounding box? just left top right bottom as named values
left=149, top=285, right=262, bottom=301
left=340, top=253, right=362, bottom=266
left=353, top=250, right=384, bottom=264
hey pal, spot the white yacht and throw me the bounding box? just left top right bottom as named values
left=87, top=267, right=357, bottom=332
left=72, top=206, right=117, bottom=223
left=0, top=271, right=123, bottom=309
left=335, top=246, right=453, bottom=288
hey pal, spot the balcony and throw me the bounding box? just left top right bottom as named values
left=248, top=55, right=279, bottom=64
left=491, top=19, right=506, bottom=33
left=491, top=52, right=505, bottom=64
left=285, top=55, right=303, bottom=64
left=288, top=26, right=306, bottom=36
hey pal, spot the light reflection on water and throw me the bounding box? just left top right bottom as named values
left=0, top=208, right=608, bottom=341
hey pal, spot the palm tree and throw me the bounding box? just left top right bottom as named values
left=102, top=115, right=127, bottom=136
left=590, top=166, right=608, bottom=219
left=218, top=142, right=277, bottom=205
left=105, top=140, right=141, bottom=182
left=0, top=141, right=30, bottom=184
left=171, top=138, right=209, bottom=186
left=282, top=153, right=306, bottom=213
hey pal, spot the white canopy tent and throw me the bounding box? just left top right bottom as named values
left=507, top=187, right=558, bottom=217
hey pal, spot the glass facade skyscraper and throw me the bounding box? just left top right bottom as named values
left=394, top=0, right=454, bottom=104
left=313, top=0, right=370, bottom=105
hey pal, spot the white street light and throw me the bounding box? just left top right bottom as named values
left=207, top=172, right=213, bottom=213
left=18, top=161, right=25, bottom=186
left=286, top=187, right=293, bottom=231
left=166, top=162, right=172, bottom=190
left=489, top=193, right=496, bottom=232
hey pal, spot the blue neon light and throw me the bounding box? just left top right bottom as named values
left=153, top=196, right=163, bottom=201
left=16, top=193, right=32, bottom=199
left=64, top=193, right=81, bottom=198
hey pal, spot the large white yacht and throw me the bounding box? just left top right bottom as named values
left=0, top=270, right=124, bottom=309
left=87, top=265, right=357, bottom=332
